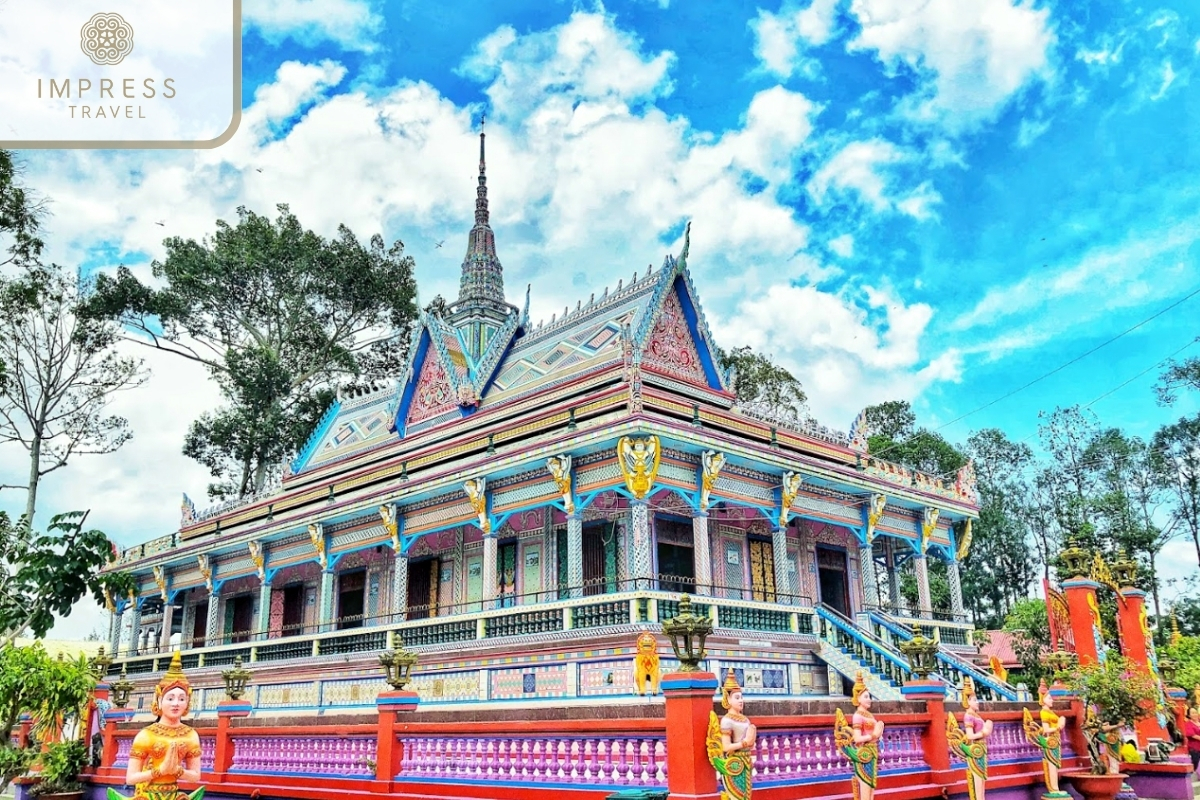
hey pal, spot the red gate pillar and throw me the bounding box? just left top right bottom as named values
left=374, top=689, right=418, bottom=791
left=1114, top=586, right=1170, bottom=744
left=662, top=671, right=721, bottom=800
left=211, top=699, right=253, bottom=782
left=1061, top=576, right=1103, bottom=667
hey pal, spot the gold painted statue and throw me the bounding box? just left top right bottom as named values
left=835, top=671, right=885, bottom=800
left=632, top=631, right=661, bottom=695
left=108, top=651, right=205, bottom=800
left=1022, top=680, right=1069, bottom=799
left=706, top=669, right=756, bottom=800
left=947, top=677, right=993, bottom=800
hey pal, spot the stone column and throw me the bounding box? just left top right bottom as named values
left=109, top=606, right=123, bottom=657
left=180, top=600, right=195, bottom=649
left=771, top=525, right=791, bottom=604
left=913, top=552, right=932, bottom=620
left=692, top=513, right=712, bottom=595
left=1116, top=586, right=1170, bottom=744
left=319, top=569, right=335, bottom=632
left=257, top=580, right=271, bottom=641
left=630, top=500, right=652, bottom=590
left=885, top=539, right=902, bottom=612
left=566, top=514, right=583, bottom=598
left=482, top=534, right=499, bottom=609
left=391, top=552, right=409, bottom=621
left=127, top=602, right=142, bottom=656
left=946, top=558, right=965, bottom=619
left=204, top=592, right=220, bottom=648
left=159, top=599, right=175, bottom=651
left=861, top=541, right=880, bottom=610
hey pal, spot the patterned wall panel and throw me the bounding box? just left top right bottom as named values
left=257, top=681, right=319, bottom=708
left=490, top=664, right=570, bottom=700
left=321, top=676, right=390, bottom=706
left=579, top=659, right=638, bottom=697
left=411, top=670, right=480, bottom=703
left=716, top=660, right=790, bottom=695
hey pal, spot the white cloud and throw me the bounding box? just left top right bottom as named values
left=807, top=139, right=942, bottom=219
left=829, top=234, right=854, bottom=257
left=750, top=0, right=841, bottom=78
left=1076, top=40, right=1125, bottom=67
left=1016, top=116, right=1051, bottom=147
left=848, top=0, right=1055, bottom=130
left=243, top=0, right=383, bottom=52
left=1150, top=61, right=1177, bottom=100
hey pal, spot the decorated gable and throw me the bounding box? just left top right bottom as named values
left=642, top=287, right=707, bottom=384
left=405, top=345, right=458, bottom=429
left=295, top=392, right=396, bottom=473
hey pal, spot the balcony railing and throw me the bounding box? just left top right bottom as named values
left=109, top=581, right=818, bottom=674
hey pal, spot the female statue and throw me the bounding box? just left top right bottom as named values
left=1022, top=680, right=1069, bottom=798
left=706, top=669, right=756, bottom=800
left=947, top=677, right=993, bottom=800
left=109, top=651, right=205, bottom=800
left=835, top=671, right=885, bottom=800
left=1083, top=705, right=1122, bottom=775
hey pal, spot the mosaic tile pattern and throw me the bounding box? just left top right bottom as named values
left=716, top=660, right=790, bottom=694
left=491, top=664, right=569, bottom=700
left=578, top=659, right=638, bottom=696
left=258, top=681, right=319, bottom=708
left=321, top=676, right=389, bottom=706
left=412, top=670, right=480, bottom=703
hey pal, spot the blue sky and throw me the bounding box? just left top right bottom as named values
left=5, top=0, right=1200, bottom=634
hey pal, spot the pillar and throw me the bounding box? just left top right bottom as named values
left=127, top=601, right=142, bottom=656
left=771, top=525, right=791, bottom=604
left=566, top=514, right=583, bottom=598
left=257, top=580, right=271, bottom=641
left=482, top=534, right=498, bottom=609
left=630, top=500, right=652, bottom=590
left=904, top=680, right=953, bottom=786
left=392, top=552, right=409, bottom=621
left=319, top=569, right=335, bottom=632
left=109, top=606, right=123, bottom=656
left=159, top=598, right=175, bottom=650
left=376, top=689, right=419, bottom=787
left=860, top=541, right=880, bottom=610
left=204, top=592, right=220, bottom=648
left=885, top=539, right=902, bottom=612
left=692, top=514, right=712, bottom=595
left=1061, top=575, right=1103, bottom=666
left=661, top=671, right=721, bottom=800
left=946, top=558, right=965, bottom=620
left=913, top=552, right=932, bottom=620
left=1115, top=587, right=1171, bottom=744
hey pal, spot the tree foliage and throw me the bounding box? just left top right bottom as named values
left=718, top=345, right=808, bottom=421
left=0, top=150, right=44, bottom=269
left=863, top=400, right=967, bottom=476
left=1152, top=416, right=1200, bottom=571
left=1003, top=598, right=1052, bottom=685
left=80, top=205, right=419, bottom=499
left=0, top=263, right=146, bottom=523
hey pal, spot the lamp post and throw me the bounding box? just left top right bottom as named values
left=1059, top=540, right=1092, bottom=579
left=378, top=645, right=419, bottom=690
left=110, top=665, right=135, bottom=709
left=1109, top=550, right=1138, bottom=588
left=661, top=595, right=713, bottom=672
left=221, top=656, right=252, bottom=701
left=89, top=646, right=113, bottom=681
left=898, top=632, right=939, bottom=680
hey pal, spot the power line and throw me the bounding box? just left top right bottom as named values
left=868, top=284, right=1200, bottom=464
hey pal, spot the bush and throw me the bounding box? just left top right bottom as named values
left=1070, top=655, right=1160, bottom=728
left=29, top=739, right=87, bottom=795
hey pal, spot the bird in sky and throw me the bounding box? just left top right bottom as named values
left=155, top=220, right=165, bottom=226
left=434, top=240, right=444, bottom=249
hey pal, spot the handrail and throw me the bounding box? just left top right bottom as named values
left=816, top=605, right=911, bottom=674
left=867, top=610, right=1017, bottom=701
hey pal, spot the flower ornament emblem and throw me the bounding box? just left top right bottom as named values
left=80, top=12, right=134, bottom=66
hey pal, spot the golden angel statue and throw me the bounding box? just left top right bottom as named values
left=706, top=669, right=755, bottom=800
left=1022, top=680, right=1069, bottom=798
left=946, top=678, right=993, bottom=800
left=108, top=651, right=205, bottom=799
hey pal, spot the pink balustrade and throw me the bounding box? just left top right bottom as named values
left=230, top=735, right=376, bottom=777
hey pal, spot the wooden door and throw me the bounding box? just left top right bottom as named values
left=406, top=559, right=439, bottom=620
left=748, top=538, right=776, bottom=602
left=229, top=595, right=254, bottom=644
left=281, top=584, right=305, bottom=635
left=337, top=570, right=366, bottom=629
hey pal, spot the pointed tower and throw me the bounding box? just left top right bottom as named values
left=447, top=116, right=519, bottom=360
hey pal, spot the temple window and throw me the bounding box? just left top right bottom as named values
left=816, top=544, right=851, bottom=617
left=498, top=540, right=518, bottom=607
left=226, top=594, right=254, bottom=644
left=280, top=583, right=305, bottom=635
left=406, top=558, right=440, bottom=620
left=653, top=516, right=695, bottom=595
left=582, top=520, right=618, bottom=595
left=336, top=569, right=366, bottom=630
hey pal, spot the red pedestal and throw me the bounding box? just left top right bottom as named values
left=1115, top=588, right=1170, bottom=744
left=1062, top=577, right=1102, bottom=666
left=902, top=680, right=953, bottom=784
left=662, top=672, right=720, bottom=800
left=374, top=690, right=419, bottom=790
left=212, top=699, right=253, bottom=782
left=1166, top=687, right=1187, bottom=750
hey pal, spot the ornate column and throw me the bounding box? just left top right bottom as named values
left=617, top=435, right=661, bottom=591
left=913, top=552, right=932, bottom=619
left=127, top=597, right=142, bottom=656
left=566, top=514, right=583, bottom=598
left=946, top=558, right=965, bottom=619
left=860, top=541, right=880, bottom=609
left=204, top=590, right=220, bottom=648
left=885, top=539, right=902, bottom=611
left=250, top=541, right=269, bottom=641
left=771, top=525, right=791, bottom=604
left=309, top=522, right=334, bottom=631
left=692, top=513, right=712, bottom=595
left=482, top=534, right=499, bottom=608
left=1110, top=553, right=1171, bottom=744
left=1058, top=542, right=1102, bottom=666
left=380, top=504, right=408, bottom=621
left=153, top=566, right=172, bottom=651
left=109, top=603, right=123, bottom=656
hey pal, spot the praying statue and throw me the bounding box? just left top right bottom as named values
left=108, top=651, right=206, bottom=800
left=835, top=671, right=885, bottom=800
left=706, top=668, right=756, bottom=800
left=947, top=677, right=993, bottom=800
left=1022, top=680, right=1069, bottom=799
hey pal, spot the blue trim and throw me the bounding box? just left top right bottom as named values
left=391, top=777, right=657, bottom=791
left=900, top=682, right=947, bottom=697
left=290, top=398, right=342, bottom=475
left=672, top=275, right=723, bottom=390
left=661, top=676, right=718, bottom=691
left=394, top=329, right=433, bottom=437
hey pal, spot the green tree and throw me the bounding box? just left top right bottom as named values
left=0, top=150, right=44, bottom=269
left=862, top=400, right=967, bottom=476
left=718, top=345, right=807, bottom=421
left=1152, top=416, right=1200, bottom=570
left=1002, top=597, right=1052, bottom=685
left=1161, top=634, right=1200, bottom=694
left=80, top=205, right=419, bottom=499
left=0, top=264, right=146, bottom=524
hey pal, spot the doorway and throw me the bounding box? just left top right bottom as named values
left=654, top=518, right=695, bottom=594
left=817, top=545, right=851, bottom=617
left=190, top=602, right=207, bottom=647
left=498, top=541, right=518, bottom=607
left=582, top=521, right=619, bottom=595
left=406, top=558, right=440, bottom=620
left=281, top=584, right=305, bottom=636
left=748, top=538, right=776, bottom=602
left=227, top=595, right=254, bottom=644
left=337, top=570, right=366, bottom=630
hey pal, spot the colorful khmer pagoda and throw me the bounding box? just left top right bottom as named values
left=101, top=128, right=999, bottom=717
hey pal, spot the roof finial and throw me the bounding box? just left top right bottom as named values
left=456, top=109, right=505, bottom=310
left=677, top=220, right=691, bottom=273
left=520, top=283, right=531, bottom=329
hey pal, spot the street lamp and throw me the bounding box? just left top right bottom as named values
left=378, top=644, right=419, bottom=690
left=1158, top=658, right=1178, bottom=686
left=1058, top=540, right=1091, bottom=579
left=111, top=665, right=135, bottom=709
left=898, top=633, right=939, bottom=680
left=89, top=646, right=113, bottom=681
left=661, top=595, right=713, bottom=673
left=1110, top=550, right=1138, bottom=588
left=221, top=656, right=252, bottom=701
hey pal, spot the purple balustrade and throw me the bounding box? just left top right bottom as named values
left=199, top=736, right=216, bottom=772
left=750, top=725, right=926, bottom=787
left=230, top=735, right=376, bottom=777
left=396, top=735, right=668, bottom=787
left=113, top=736, right=133, bottom=769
